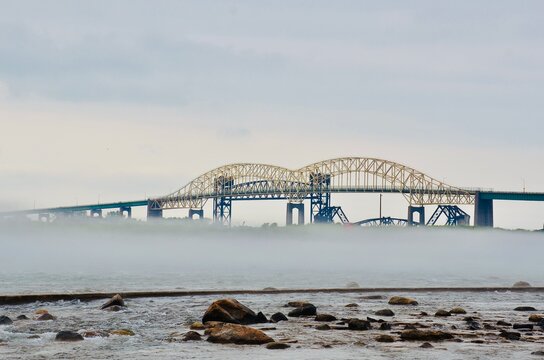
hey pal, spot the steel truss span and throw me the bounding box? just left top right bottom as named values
left=150, top=157, right=474, bottom=210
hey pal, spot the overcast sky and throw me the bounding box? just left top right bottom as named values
left=1, top=1, right=543, bottom=228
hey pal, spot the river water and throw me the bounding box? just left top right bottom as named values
left=0, top=220, right=543, bottom=358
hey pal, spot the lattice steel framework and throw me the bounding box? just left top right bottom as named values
left=150, top=157, right=474, bottom=211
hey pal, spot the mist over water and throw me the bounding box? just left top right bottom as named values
left=0, top=220, right=542, bottom=294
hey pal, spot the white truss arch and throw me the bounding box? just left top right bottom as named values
left=151, top=157, right=473, bottom=210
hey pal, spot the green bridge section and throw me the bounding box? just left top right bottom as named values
left=478, top=192, right=544, bottom=202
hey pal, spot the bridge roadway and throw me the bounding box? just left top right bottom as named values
left=2, top=190, right=543, bottom=228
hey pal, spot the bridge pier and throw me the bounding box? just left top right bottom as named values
left=474, top=192, right=494, bottom=227
left=213, top=197, right=231, bottom=225
left=90, top=209, right=103, bottom=218
left=188, top=209, right=204, bottom=220
left=147, top=201, right=163, bottom=220
left=38, top=213, right=51, bottom=222
left=120, top=206, right=132, bottom=218
left=408, top=206, right=425, bottom=226
left=286, top=203, right=305, bottom=226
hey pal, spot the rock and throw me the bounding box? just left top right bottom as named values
left=420, top=311, right=429, bottom=316
left=55, top=331, right=84, bottom=342
left=0, top=316, right=13, bottom=325
left=435, top=310, right=452, bottom=317
left=512, top=281, right=532, bottom=288
left=190, top=321, right=206, bottom=330
left=450, top=307, right=467, bottom=314
left=513, top=323, right=534, bottom=330
left=266, top=342, right=290, bottom=349
left=285, top=301, right=310, bottom=308
left=420, top=342, right=434, bottom=348
left=375, top=309, right=395, bottom=317
left=484, top=324, right=496, bottom=330
left=471, top=339, right=485, bottom=344
left=27, top=335, right=40, bottom=339
left=345, top=303, right=359, bottom=308
left=379, top=323, right=392, bottom=331
left=262, top=287, right=278, bottom=291
left=315, top=314, right=337, bottom=322
left=82, top=330, right=109, bottom=338
left=16, top=315, right=29, bottom=320
left=256, top=312, right=268, bottom=323
left=400, top=329, right=454, bottom=341
left=270, top=312, right=288, bottom=323
left=499, top=330, right=521, bottom=341
left=361, top=295, right=384, bottom=300
left=532, top=350, right=544, bottom=356
left=206, top=323, right=274, bottom=345
left=104, top=305, right=125, bottom=312
left=37, top=313, right=56, bottom=321
left=288, top=304, right=317, bottom=317
left=315, top=324, right=331, bottom=330
left=497, top=320, right=512, bottom=327
left=182, top=331, right=202, bottom=341
left=529, top=315, right=544, bottom=322
left=345, top=281, right=360, bottom=288
left=34, top=309, right=49, bottom=315
left=388, top=296, right=418, bottom=306
left=348, top=319, right=371, bottom=331
left=514, top=306, right=537, bottom=312
left=110, top=329, right=135, bottom=336
left=468, top=321, right=481, bottom=330
left=101, top=294, right=126, bottom=310
left=202, top=298, right=266, bottom=325
left=375, top=334, right=394, bottom=343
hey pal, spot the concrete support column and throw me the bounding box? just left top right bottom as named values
left=120, top=206, right=132, bottom=218
left=286, top=203, right=305, bottom=226
left=474, top=192, right=494, bottom=227
left=188, top=209, right=204, bottom=220
left=408, top=205, right=425, bottom=226
left=90, top=209, right=103, bottom=218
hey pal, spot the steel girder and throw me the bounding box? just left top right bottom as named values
left=150, top=157, right=474, bottom=210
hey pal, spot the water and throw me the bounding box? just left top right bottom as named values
left=0, top=221, right=543, bottom=358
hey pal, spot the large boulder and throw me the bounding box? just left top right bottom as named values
left=55, top=331, right=84, bottom=342
left=202, top=299, right=265, bottom=325
left=101, top=294, right=126, bottom=310
left=529, top=314, right=544, bottom=322
left=389, top=296, right=418, bottom=305
left=288, top=304, right=317, bottom=317
left=400, top=329, right=454, bottom=341
left=206, top=323, right=274, bottom=345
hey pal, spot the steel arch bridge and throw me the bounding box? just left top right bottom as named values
left=149, top=157, right=475, bottom=224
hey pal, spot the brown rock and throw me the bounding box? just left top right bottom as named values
left=400, top=329, right=454, bottom=341
left=206, top=323, right=274, bottom=345
left=110, top=329, right=135, bottom=336
left=55, top=331, right=83, bottom=342
left=100, top=294, right=126, bottom=310
left=375, top=309, right=394, bottom=317
left=285, top=301, right=310, bottom=308
left=512, top=281, right=532, bottom=288
left=190, top=321, right=206, bottom=330
left=529, top=315, right=544, bottom=323
left=388, top=296, right=418, bottom=306
left=345, top=303, right=359, bottom=308
left=82, top=330, right=109, bottom=338
left=499, top=330, right=521, bottom=341
left=315, top=314, right=337, bottom=322
left=435, top=309, right=452, bottom=317
left=182, top=331, right=202, bottom=341
left=266, top=342, right=290, bottom=349
left=270, top=312, right=288, bottom=323
left=288, top=304, right=317, bottom=317
left=375, top=334, right=394, bottom=343
left=348, top=318, right=371, bottom=330
left=37, top=313, right=56, bottom=321
left=450, top=307, right=467, bottom=314
left=315, top=324, right=331, bottom=330
left=420, top=342, right=434, bottom=348
left=202, top=298, right=264, bottom=325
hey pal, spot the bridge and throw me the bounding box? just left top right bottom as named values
left=2, top=157, right=543, bottom=228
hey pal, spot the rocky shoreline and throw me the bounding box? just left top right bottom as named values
left=1, top=287, right=544, bottom=359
